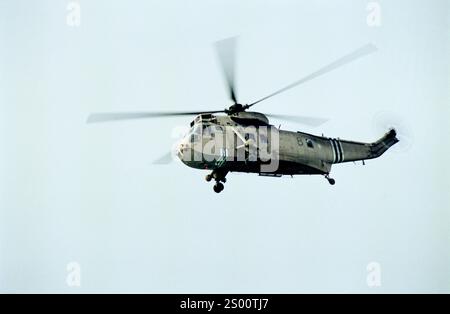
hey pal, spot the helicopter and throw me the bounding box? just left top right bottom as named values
left=87, top=37, right=399, bottom=193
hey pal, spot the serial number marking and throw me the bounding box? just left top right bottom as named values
left=224, top=298, right=269, bottom=311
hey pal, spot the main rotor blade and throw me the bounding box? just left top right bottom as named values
left=152, top=151, right=175, bottom=164
left=248, top=43, right=377, bottom=107
left=87, top=110, right=225, bottom=123
left=214, top=37, right=238, bottom=104
left=266, top=113, right=328, bottom=127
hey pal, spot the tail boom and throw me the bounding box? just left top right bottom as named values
left=329, top=129, right=399, bottom=164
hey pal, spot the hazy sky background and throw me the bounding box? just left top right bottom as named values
left=1, top=0, right=449, bottom=293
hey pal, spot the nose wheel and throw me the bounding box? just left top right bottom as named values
left=213, top=182, right=224, bottom=193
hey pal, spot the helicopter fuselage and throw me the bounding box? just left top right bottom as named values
left=176, top=112, right=398, bottom=179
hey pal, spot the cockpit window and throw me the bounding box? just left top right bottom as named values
left=188, top=123, right=222, bottom=142
left=189, top=124, right=202, bottom=143
left=193, top=125, right=201, bottom=135
left=203, top=123, right=213, bottom=137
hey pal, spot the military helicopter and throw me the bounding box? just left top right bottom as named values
left=87, top=37, right=398, bottom=193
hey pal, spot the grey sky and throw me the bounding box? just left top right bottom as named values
left=1, top=0, right=449, bottom=293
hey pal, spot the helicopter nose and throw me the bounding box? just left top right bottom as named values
left=176, top=142, right=184, bottom=159
left=177, top=141, right=189, bottom=161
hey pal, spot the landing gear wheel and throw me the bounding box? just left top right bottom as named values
left=324, top=174, right=336, bottom=185
left=213, top=182, right=224, bottom=193
left=205, top=174, right=212, bottom=182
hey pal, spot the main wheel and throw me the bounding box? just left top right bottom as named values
left=213, top=182, right=224, bottom=193
left=328, top=178, right=336, bottom=185
left=205, top=174, right=212, bottom=182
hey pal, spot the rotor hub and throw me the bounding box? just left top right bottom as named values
left=225, top=103, right=250, bottom=115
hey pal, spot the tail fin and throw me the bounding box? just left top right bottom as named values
left=369, top=128, right=399, bottom=158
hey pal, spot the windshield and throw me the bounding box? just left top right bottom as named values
left=187, top=122, right=223, bottom=143
left=189, top=124, right=202, bottom=143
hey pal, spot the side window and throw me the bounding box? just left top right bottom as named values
left=245, top=133, right=256, bottom=141
left=260, top=134, right=268, bottom=145
left=203, top=124, right=212, bottom=137
left=306, top=139, right=314, bottom=148
left=214, top=125, right=223, bottom=134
